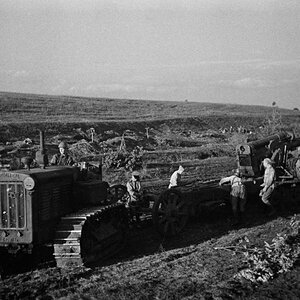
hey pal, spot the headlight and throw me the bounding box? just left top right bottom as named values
left=24, top=177, right=35, bottom=190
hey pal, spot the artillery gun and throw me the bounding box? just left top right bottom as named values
left=236, top=132, right=300, bottom=178
left=108, top=178, right=230, bottom=237
left=142, top=132, right=300, bottom=236
left=236, top=131, right=300, bottom=202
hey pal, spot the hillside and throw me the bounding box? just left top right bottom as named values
left=0, top=91, right=298, bottom=124
left=0, top=91, right=299, bottom=143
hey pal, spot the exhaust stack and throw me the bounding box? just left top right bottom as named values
left=36, top=130, right=48, bottom=168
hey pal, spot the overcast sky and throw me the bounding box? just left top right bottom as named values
left=0, top=0, right=299, bottom=108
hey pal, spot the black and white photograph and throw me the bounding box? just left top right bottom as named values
left=0, top=0, right=300, bottom=299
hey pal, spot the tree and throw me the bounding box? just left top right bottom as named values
left=259, top=102, right=283, bottom=136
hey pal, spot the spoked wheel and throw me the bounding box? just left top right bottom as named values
left=107, top=184, right=129, bottom=204
left=152, top=189, right=189, bottom=236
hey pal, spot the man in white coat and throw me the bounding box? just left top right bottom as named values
left=168, top=165, right=184, bottom=189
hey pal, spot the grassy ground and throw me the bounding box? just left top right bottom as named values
left=0, top=91, right=298, bottom=124
left=0, top=91, right=299, bottom=142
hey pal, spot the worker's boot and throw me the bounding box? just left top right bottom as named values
left=267, top=205, right=276, bottom=217
left=239, top=212, right=244, bottom=224
left=232, top=211, right=240, bottom=226
left=134, top=213, right=142, bottom=229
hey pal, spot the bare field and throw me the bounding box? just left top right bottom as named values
left=0, top=91, right=299, bottom=124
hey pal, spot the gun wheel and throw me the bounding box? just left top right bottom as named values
left=152, top=189, right=189, bottom=236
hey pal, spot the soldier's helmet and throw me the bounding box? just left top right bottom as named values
left=263, top=158, right=274, bottom=167
left=178, top=165, right=184, bottom=173
left=234, top=168, right=241, bottom=177
left=132, top=170, right=140, bottom=180
left=58, top=141, right=68, bottom=149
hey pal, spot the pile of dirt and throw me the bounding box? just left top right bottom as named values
left=68, top=139, right=102, bottom=161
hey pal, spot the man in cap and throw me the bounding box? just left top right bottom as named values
left=168, top=165, right=184, bottom=189
left=296, top=158, right=300, bottom=180
left=127, top=171, right=142, bottom=201
left=295, top=147, right=300, bottom=179
left=260, top=158, right=276, bottom=216
left=126, top=170, right=143, bottom=226
left=50, top=141, right=75, bottom=166
left=219, top=168, right=248, bottom=225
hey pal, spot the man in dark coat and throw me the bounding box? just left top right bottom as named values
left=50, top=141, right=75, bottom=166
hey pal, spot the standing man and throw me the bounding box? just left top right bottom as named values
left=50, top=141, right=75, bottom=166
left=219, top=169, right=248, bottom=225
left=168, top=165, right=184, bottom=189
left=260, top=158, right=276, bottom=216
left=126, top=171, right=142, bottom=226
left=296, top=158, right=300, bottom=179
left=296, top=147, right=300, bottom=179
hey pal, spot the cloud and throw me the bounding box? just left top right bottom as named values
left=219, top=78, right=275, bottom=89
left=85, top=79, right=188, bottom=95
left=234, top=78, right=273, bottom=88
left=218, top=75, right=300, bottom=89
left=247, top=59, right=300, bottom=71
left=83, top=0, right=300, bottom=12
left=13, top=70, right=31, bottom=78
left=6, top=0, right=296, bottom=16
left=0, top=69, right=31, bottom=78
left=69, top=86, right=79, bottom=93
left=51, top=85, right=62, bottom=93
left=86, top=83, right=139, bottom=93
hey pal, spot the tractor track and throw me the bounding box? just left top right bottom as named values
left=53, top=202, right=128, bottom=267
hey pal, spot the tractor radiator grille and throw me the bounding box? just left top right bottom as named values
left=0, top=182, right=26, bottom=229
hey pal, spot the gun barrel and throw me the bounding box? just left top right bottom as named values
left=247, top=132, right=290, bottom=149
left=287, top=138, right=300, bottom=151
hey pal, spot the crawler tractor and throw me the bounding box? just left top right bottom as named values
left=0, top=132, right=128, bottom=273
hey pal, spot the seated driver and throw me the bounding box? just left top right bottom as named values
left=50, top=141, right=75, bottom=166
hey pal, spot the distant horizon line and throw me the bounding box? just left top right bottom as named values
left=0, top=89, right=296, bottom=111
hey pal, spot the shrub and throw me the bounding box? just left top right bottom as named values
left=236, top=216, right=300, bottom=283
left=259, top=102, right=283, bottom=136
left=103, top=146, right=144, bottom=171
